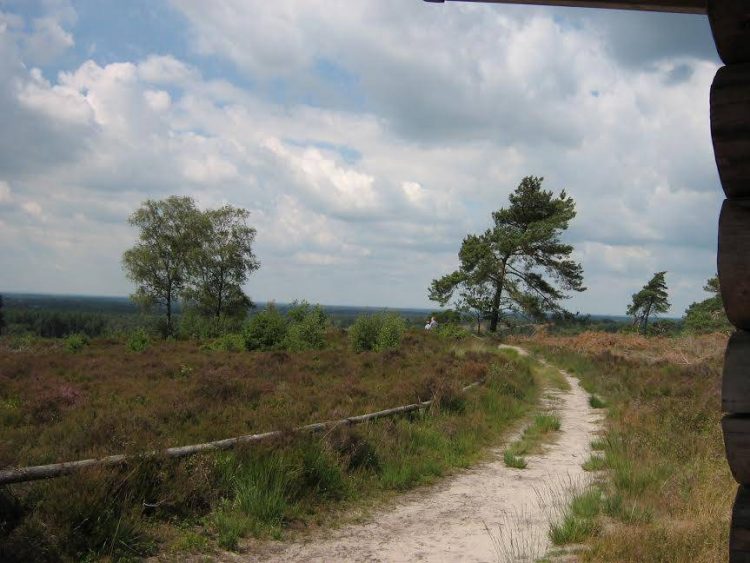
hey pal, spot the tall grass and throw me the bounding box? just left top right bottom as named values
left=526, top=335, right=733, bottom=562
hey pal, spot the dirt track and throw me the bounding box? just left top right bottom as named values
left=238, top=347, right=603, bottom=562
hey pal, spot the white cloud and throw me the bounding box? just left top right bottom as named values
left=0, top=0, right=725, bottom=312
left=143, top=89, right=171, bottom=112
left=0, top=180, right=11, bottom=203
left=23, top=16, right=74, bottom=64
left=21, top=200, right=42, bottom=218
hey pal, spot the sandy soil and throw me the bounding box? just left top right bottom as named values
left=235, top=347, right=603, bottom=563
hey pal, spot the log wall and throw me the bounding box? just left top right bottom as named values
left=709, top=2, right=750, bottom=560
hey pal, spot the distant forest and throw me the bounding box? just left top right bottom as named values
left=0, top=294, right=443, bottom=338
left=0, top=293, right=634, bottom=339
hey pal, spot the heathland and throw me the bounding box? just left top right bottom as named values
left=0, top=325, right=540, bottom=561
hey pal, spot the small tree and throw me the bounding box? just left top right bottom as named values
left=122, top=196, right=200, bottom=336
left=627, top=271, right=670, bottom=334
left=186, top=205, right=260, bottom=320
left=429, top=176, right=585, bottom=332
left=0, top=294, right=5, bottom=335
left=456, top=284, right=492, bottom=335
left=683, top=275, right=731, bottom=333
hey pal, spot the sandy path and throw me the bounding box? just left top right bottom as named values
left=238, top=348, right=603, bottom=563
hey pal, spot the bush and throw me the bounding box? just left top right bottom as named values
left=376, top=314, right=406, bottom=351
left=177, top=309, right=244, bottom=340
left=205, top=333, right=245, bottom=352
left=64, top=333, right=89, bottom=353
left=349, top=314, right=382, bottom=352
left=436, top=323, right=469, bottom=340
left=243, top=305, right=287, bottom=351
left=286, top=300, right=327, bottom=326
left=284, top=302, right=327, bottom=352
left=285, top=315, right=325, bottom=352
left=348, top=313, right=406, bottom=352
left=127, top=328, right=150, bottom=352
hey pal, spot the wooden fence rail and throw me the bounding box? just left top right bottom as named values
left=0, top=380, right=484, bottom=486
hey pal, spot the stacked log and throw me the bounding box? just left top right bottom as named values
left=709, top=2, right=750, bottom=560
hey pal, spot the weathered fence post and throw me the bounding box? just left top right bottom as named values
left=708, top=1, right=750, bottom=560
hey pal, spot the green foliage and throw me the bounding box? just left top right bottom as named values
left=0, top=294, right=5, bottom=335
left=242, top=305, right=287, bottom=351
left=123, top=196, right=201, bottom=336
left=376, top=314, right=406, bottom=351
left=127, top=328, right=150, bottom=352
left=683, top=275, right=731, bottom=333
left=348, top=313, right=406, bottom=352
left=349, top=314, right=382, bottom=352
left=123, top=197, right=259, bottom=337
left=430, top=309, right=463, bottom=324
left=435, top=323, right=470, bottom=340
left=626, top=272, right=670, bottom=334
left=205, top=333, right=245, bottom=352
left=285, top=316, right=325, bottom=352
left=429, top=176, right=585, bottom=332
left=183, top=205, right=259, bottom=320
left=177, top=308, right=244, bottom=340
left=283, top=301, right=328, bottom=352
left=64, top=333, right=89, bottom=353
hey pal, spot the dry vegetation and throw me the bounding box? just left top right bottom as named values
left=515, top=331, right=733, bottom=563
left=0, top=330, right=539, bottom=561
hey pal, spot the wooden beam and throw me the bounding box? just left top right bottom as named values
left=724, top=415, right=750, bottom=484
left=711, top=65, right=750, bottom=198
left=731, top=485, right=750, bottom=562
left=424, top=0, right=706, bottom=15
left=708, top=1, right=750, bottom=64
left=719, top=201, right=750, bottom=330
left=723, top=331, right=750, bottom=413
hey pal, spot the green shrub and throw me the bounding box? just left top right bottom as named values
left=64, top=333, right=89, bottom=353
left=205, top=333, right=245, bottom=352
left=348, top=313, right=407, bottom=352
left=376, top=313, right=406, bottom=351
left=243, top=305, right=287, bottom=351
left=349, top=314, right=383, bottom=352
left=285, top=315, right=325, bottom=352
left=127, top=328, right=150, bottom=352
left=286, top=300, right=327, bottom=326
left=436, top=323, right=469, bottom=340
left=178, top=309, right=245, bottom=340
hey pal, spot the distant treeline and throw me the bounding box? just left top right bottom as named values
left=0, top=294, right=435, bottom=338
left=5, top=309, right=148, bottom=338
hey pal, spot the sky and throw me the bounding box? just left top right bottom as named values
left=0, top=0, right=724, bottom=315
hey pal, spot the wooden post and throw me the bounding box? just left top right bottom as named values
left=711, top=65, right=750, bottom=198
left=732, top=486, right=750, bottom=561
left=708, top=2, right=750, bottom=560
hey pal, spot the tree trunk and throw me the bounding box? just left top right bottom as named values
left=166, top=290, right=173, bottom=337
left=489, top=283, right=502, bottom=332
left=642, top=301, right=653, bottom=334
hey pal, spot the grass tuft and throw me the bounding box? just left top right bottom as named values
left=582, top=454, right=607, bottom=472
left=503, top=450, right=527, bottom=469
left=549, top=487, right=602, bottom=545
left=588, top=394, right=606, bottom=409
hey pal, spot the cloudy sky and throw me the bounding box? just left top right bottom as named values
left=0, top=0, right=723, bottom=315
